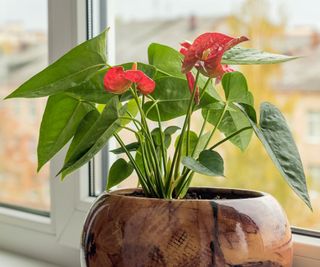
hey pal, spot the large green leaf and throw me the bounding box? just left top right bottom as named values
left=6, top=30, right=108, bottom=99
left=65, top=68, right=112, bottom=104
left=205, top=72, right=254, bottom=150
left=222, top=46, right=298, bottom=65
left=106, top=158, right=133, bottom=189
left=144, top=77, right=218, bottom=121
left=37, top=94, right=94, bottom=171
left=65, top=62, right=157, bottom=104
left=182, top=150, right=224, bottom=176
left=59, top=96, right=122, bottom=178
left=248, top=102, right=311, bottom=209
left=148, top=43, right=184, bottom=78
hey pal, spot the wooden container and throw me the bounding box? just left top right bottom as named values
left=81, top=187, right=292, bottom=267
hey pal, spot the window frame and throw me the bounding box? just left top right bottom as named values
left=0, top=1, right=97, bottom=266
left=0, top=0, right=319, bottom=266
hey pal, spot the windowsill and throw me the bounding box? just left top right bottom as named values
left=0, top=250, right=61, bottom=267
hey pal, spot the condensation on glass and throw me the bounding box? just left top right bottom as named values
left=0, top=0, right=49, bottom=212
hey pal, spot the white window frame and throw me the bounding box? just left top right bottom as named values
left=0, top=0, right=319, bottom=266
left=0, top=1, right=103, bottom=266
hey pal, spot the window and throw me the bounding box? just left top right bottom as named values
left=0, top=0, right=50, bottom=212
left=111, top=0, right=320, bottom=233
left=0, top=0, right=319, bottom=266
left=0, top=1, right=94, bottom=266
left=307, top=111, right=320, bottom=143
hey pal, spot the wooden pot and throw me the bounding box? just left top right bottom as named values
left=81, top=187, right=292, bottom=267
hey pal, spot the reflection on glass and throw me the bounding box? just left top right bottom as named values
left=113, top=0, right=320, bottom=230
left=0, top=0, right=49, bottom=211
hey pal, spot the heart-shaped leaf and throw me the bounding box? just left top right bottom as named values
left=239, top=102, right=312, bottom=210
left=6, top=30, right=108, bottom=99
left=204, top=72, right=254, bottom=150
left=37, top=94, right=94, bottom=171
left=182, top=150, right=224, bottom=176
left=148, top=43, right=184, bottom=78
left=144, top=77, right=218, bottom=121
left=106, top=158, right=134, bottom=189
left=222, top=46, right=298, bottom=65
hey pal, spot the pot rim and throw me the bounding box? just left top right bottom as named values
left=106, top=187, right=270, bottom=202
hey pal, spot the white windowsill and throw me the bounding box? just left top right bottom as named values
left=0, top=250, right=61, bottom=267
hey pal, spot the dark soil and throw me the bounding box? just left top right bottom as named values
left=125, top=188, right=262, bottom=200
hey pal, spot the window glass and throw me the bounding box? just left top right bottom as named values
left=0, top=0, right=49, bottom=212
left=111, top=0, right=320, bottom=231
left=307, top=111, right=320, bottom=143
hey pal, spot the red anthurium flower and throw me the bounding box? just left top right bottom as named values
left=104, top=64, right=155, bottom=95
left=180, top=32, right=248, bottom=82
left=186, top=72, right=199, bottom=105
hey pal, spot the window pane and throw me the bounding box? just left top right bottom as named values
left=0, top=0, right=49, bottom=212
left=112, top=0, right=320, bottom=231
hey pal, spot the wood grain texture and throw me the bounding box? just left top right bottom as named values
left=81, top=188, right=292, bottom=267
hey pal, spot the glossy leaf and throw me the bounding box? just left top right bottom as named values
left=37, top=94, right=94, bottom=171
left=59, top=96, right=122, bottom=178
left=205, top=72, right=254, bottom=150
left=222, top=46, right=298, bottom=65
left=257, top=103, right=311, bottom=209
left=144, top=77, right=218, bottom=121
left=182, top=150, right=224, bottom=176
left=6, top=30, right=108, bottom=99
left=110, top=142, right=140, bottom=154
left=148, top=43, right=184, bottom=78
left=106, top=158, right=133, bottom=189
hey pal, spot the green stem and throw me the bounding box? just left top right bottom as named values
left=174, top=103, right=228, bottom=197
left=113, top=133, right=151, bottom=195
left=209, top=126, right=252, bottom=151
left=204, top=103, right=228, bottom=148
left=130, top=88, right=164, bottom=195
left=148, top=95, right=168, bottom=178
left=169, top=70, right=200, bottom=184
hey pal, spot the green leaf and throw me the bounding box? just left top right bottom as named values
left=148, top=43, right=184, bottom=78
left=256, top=103, right=311, bottom=209
left=37, top=94, right=94, bottom=171
left=164, top=126, right=180, bottom=135
left=222, top=71, right=253, bottom=105
left=175, top=131, right=198, bottom=157
left=64, top=109, right=100, bottom=163
left=222, top=46, right=298, bottom=65
left=144, top=77, right=218, bottom=121
left=152, top=128, right=171, bottom=148
left=120, top=99, right=138, bottom=126
left=110, top=142, right=140, bottom=154
left=122, top=62, right=157, bottom=79
left=6, top=30, right=108, bottom=99
left=182, top=150, right=224, bottom=176
left=106, top=158, right=134, bottom=189
left=205, top=72, right=254, bottom=150
left=65, top=68, right=112, bottom=104
left=59, top=96, right=122, bottom=178
left=193, top=132, right=211, bottom=158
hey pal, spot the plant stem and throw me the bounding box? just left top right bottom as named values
left=113, top=133, right=152, bottom=195
left=208, top=126, right=252, bottom=151
left=130, top=87, right=164, bottom=196
left=167, top=70, right=200, bottom=190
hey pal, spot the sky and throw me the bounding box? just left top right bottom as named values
left=0, top=0, right=320, bottom=31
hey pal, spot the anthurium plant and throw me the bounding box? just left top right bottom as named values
left=5, top=30, right=312, bottom=209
